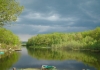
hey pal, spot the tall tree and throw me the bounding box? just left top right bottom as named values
left=0, top=0, right=24, bottom=26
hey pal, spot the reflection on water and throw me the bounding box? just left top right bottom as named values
left=27, top=47, right=100, bottom=70
left=0, top=51, right=20, bottom=70
left=0, top=47, right=100, bottom=70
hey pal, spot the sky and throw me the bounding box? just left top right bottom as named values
left=5, top=0, right=100, bottom=41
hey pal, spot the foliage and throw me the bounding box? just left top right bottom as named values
left=0, top=51, right=20, bottom=70
left=0, top=28, right=20, bottom=48
left=0, top=0, right=24, bottom=26
left=27, top=27, right=100, bottom=51
left=27, top=48, right=100, bottom=70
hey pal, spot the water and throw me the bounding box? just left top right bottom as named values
left=0, top=47, right=100, bottom=70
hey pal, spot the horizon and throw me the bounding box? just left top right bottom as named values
left=5, top=0, right=100, bottom=41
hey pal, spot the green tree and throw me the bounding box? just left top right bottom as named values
left=0, top=28, right=20, bottom=48
left=0, top=0, right=24, bottom=26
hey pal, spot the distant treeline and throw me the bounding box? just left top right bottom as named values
left=27, top=27, right=100, bottom=51
left=0, top=28, right=20, bottom=48
left=21, top=41, right=27, bottom=46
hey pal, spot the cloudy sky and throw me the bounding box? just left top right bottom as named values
left=5, top=0, right=100, bottom=41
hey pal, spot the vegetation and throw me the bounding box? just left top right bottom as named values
left=21, top=41, right=27, bottom=46
left=0, top=0, right=24, bottom=49
left=0, top=0, right=24, bottom=26
left=0, top=51, right=20, bottom=70
left=27, top=48, right=100, bottom=70
left=0, top=28, right=21, bottom=49
left=27, top=27, right=100, bottom=51
left=18, top=68, right=40, bottom=70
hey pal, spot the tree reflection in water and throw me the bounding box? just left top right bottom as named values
left=27, top=47, right=100, bottom=70
left=0, top=51, right=20, bottom=70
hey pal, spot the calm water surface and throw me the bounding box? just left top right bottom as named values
left=0, top=47, right=100, bottom=70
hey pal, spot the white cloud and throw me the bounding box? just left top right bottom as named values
left=47, top=14, right=59, bottom=21
left=24, top=12, right=79, bottom=21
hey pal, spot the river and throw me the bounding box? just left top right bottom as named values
left=0, top=47, right=100, bottom=70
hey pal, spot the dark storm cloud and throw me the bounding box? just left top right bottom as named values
left=19, top=0, right=100, bottom=27
left=5, top=0, right=100, bottom=41
left=20, top=0, right=100, bottom=17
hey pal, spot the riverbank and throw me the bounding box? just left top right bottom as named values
left=11, top=68, right=56, bottom=70
left=17, top=68, right=40, bottom=70
left=0, top=48, right=21, bottom=52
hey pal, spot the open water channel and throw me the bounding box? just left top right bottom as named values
left=0, top=47, right=100, bottom=70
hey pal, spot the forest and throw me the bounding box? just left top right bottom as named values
left=0, top=28, right=20, bottom=49
left=27, top=27, right=100, bottom=51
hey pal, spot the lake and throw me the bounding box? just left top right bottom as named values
left=0, top=47, right=100, bottom=70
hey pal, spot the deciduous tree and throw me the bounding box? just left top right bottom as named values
left=0, top=0, right=24, bottom=26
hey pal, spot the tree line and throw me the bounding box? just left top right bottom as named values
left=27, top=27, right=100, bottom=51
